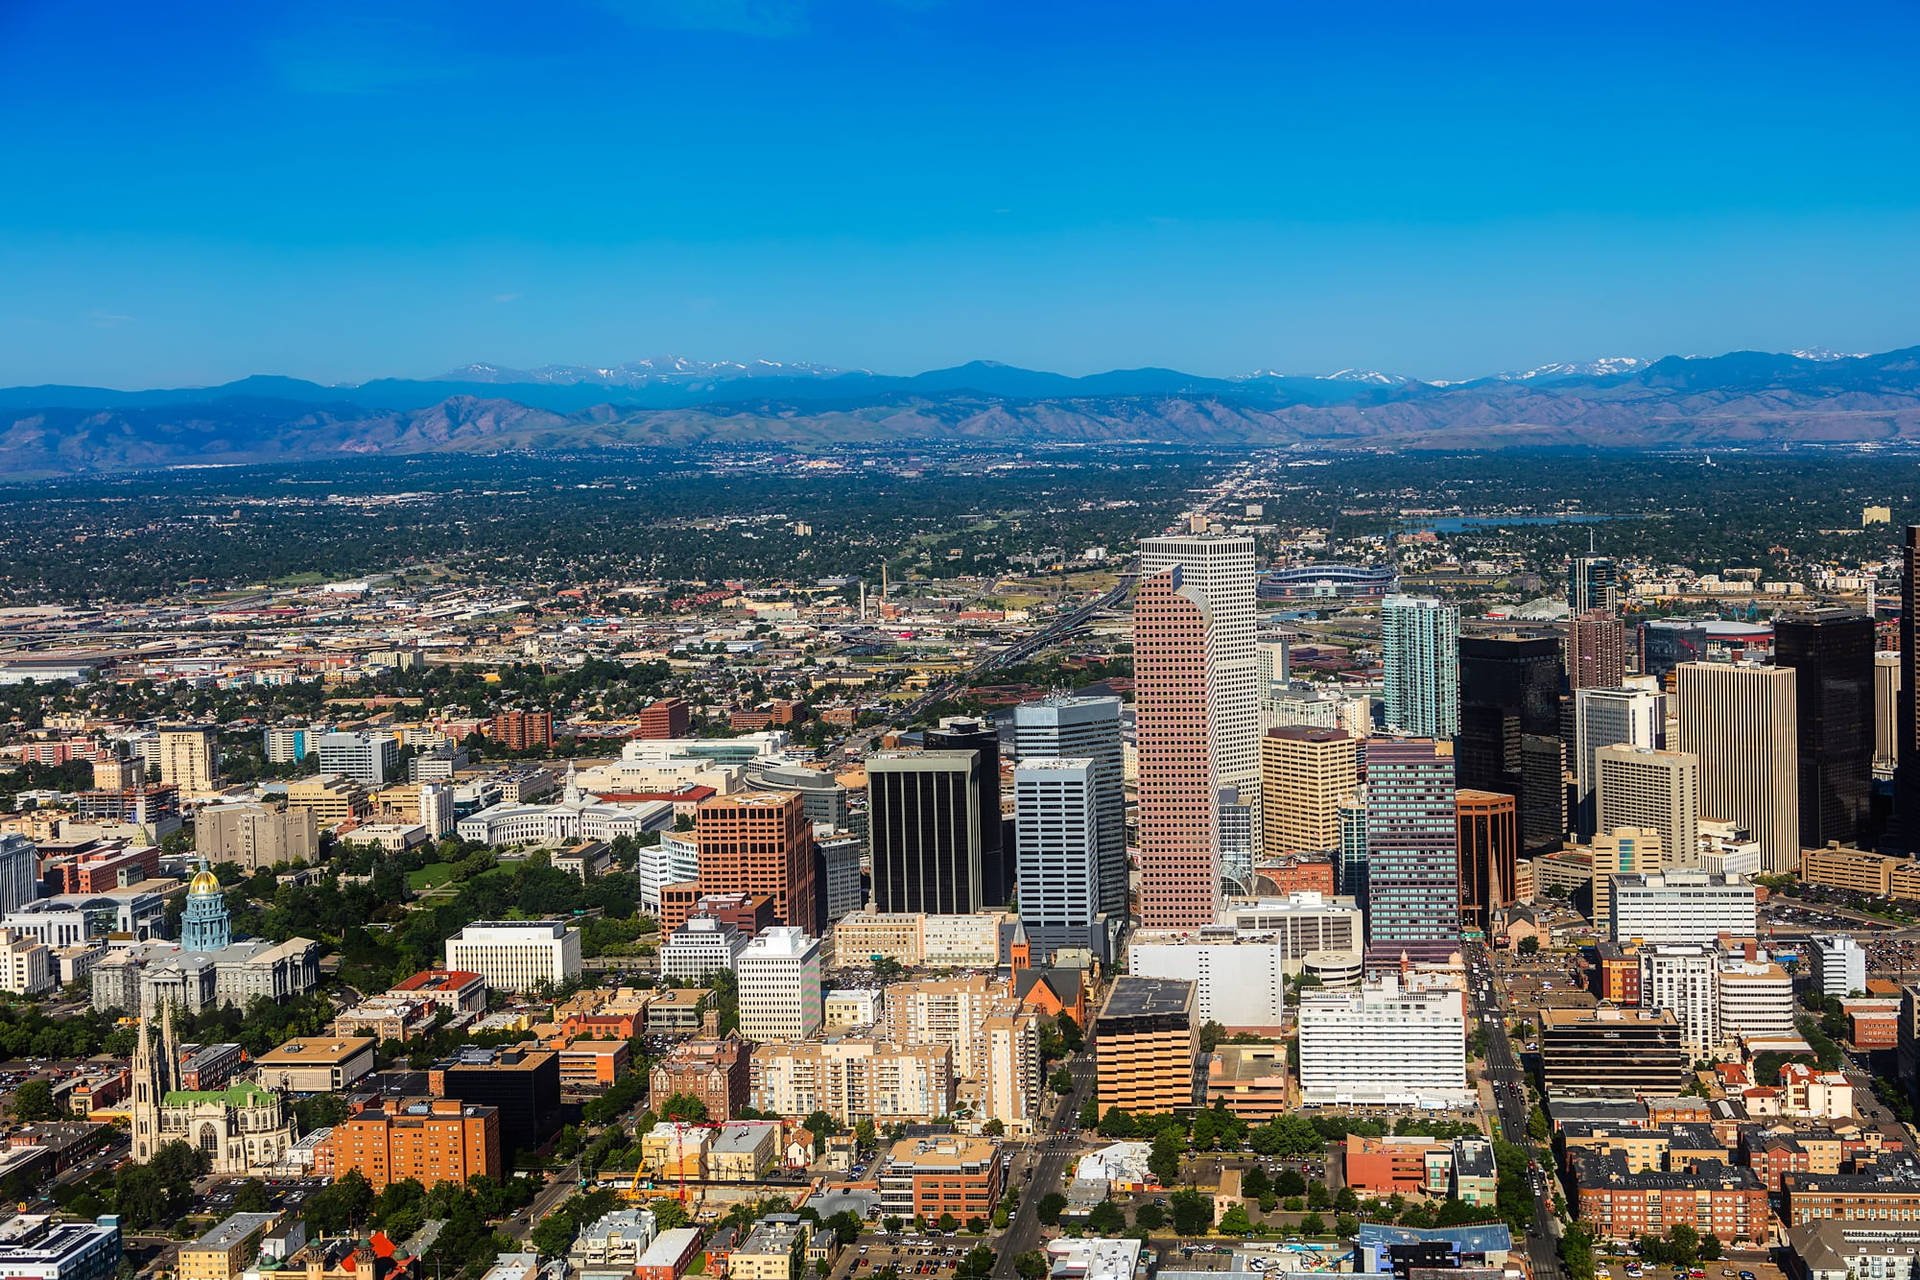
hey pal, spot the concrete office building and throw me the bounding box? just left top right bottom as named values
left=1612, top=870, right=1757, bottom=946
left=1363, top=740, right=1460, bottom=958
left=1015, top=695, right=1127, bottom=918
left=1297, top=975, right=1469, bottom=1106
left=1127, top=934, right=1289, bottom=1029
left=680, top=792, right=817, bottom=931
left=737, top=927, right=822, bottom=1043
left=1717, top=954, right=1794, bottom=1043
left=659, top=916, right=751, bottom=982
left=1567, top=611, right=1628, bottom=691
left=867, top=751, right=986, bottom=917
left=1813, top=935, right=1869, bottom=999
left=1638, top=944, right=1720, bottom=1058
left=1575, top=687, right=1666, bottom=829
left=194, top=804, right=318, bottom=870
left=158, top=725, right=219, bottom=792
left=1014, top=758, right=1106, bottom=964
left=1775, top=608, right=1876, bottom=850
left=1595, top=746, right=1700, bottom=873
left=1093, top=976, right=1200, bottom=1115
left=638, top=832, right=700, bottom=914
left=443, top=920, right=582, bottom=992
left=1380, top=596, right=1460, bottom=739
left=315, top=732, right=400, bottom=786
left=1590, top=828, right=1666, bottom=935
left=1876, top=652, right=1901, bottom=774
left=1259, top=727, right=1359, bottom=855
left=1676, top=662, right=1800, bottom=872
left=1136, top=534, right=1260, bottom=927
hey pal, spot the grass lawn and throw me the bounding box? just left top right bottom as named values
left=407, top=862, right=458, bottom=891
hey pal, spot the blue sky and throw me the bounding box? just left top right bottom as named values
left=3, top=0, right=1919, bottom=386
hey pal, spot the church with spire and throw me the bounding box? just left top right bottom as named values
left=129, top=1002, right=297, bottom=1173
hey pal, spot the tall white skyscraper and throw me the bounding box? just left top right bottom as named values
left=1675, top=662, right=1800, bottom=873
left=1574, top=685, right=1666, bottom=811
left=1380, top=596, right=1461, bottom=739
left=1014, top=758, right=1104, bottom=963
left=1137, top=533, right=1260, bottom=922
left=1015, top=695, right=1127, bottom=918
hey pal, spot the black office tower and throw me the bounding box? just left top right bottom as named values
left=924, top=716, right=1015, bottom=906
left=1903, top=527, right=1920, bottom=850
left=1456, top=634, right=1567, bottom=856
left=1775, top=608, right=1874, bottom=849
left=867, top=748, right=987, bottom=913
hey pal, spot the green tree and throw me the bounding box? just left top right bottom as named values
left=1518, top=936, right=1540, bottom=957
left=1133, top=1203, right=1165, bottom=1231
left=1079, top=1099, right=1101, bottom=1128
left=1527, top=1105, right=1552, bottom=1143
left=1050, top=1068, right=1075, bottom=1094
left=956, top=1247, right=996, bottom=1280
left=1241, top=1164, right=1271, bottom=1200
left=1087, top=1199, right=1126, bottom=1234
left=1169, top=1189, right=1213, bottom=1235
left=1275, top=1168, right=1306, bottom=1197
left=1333, top=1186, right=1359, bottom=1214
left=661, top=1094, right=711, bottom=1123
left=1015, top=1253, right=1048, bottom=1280
left=1666, top=1224, right=1699, bottom=1267
left=234, top=1179, right=273, bottom=1214
left=9, top=1080, right=57, bottom=1121
left=1037, top=1194, right=1068, bottom=1226
left=1299, top=1213, right=1326, bottom=1237
left=1334, top=1214, right=1358, bottom=1239
left=1148, top=1130, right=1185, bottom=1185
left=1218, top=1204, right=1253, bottom=1235
left=1098, top=1108, right=1136, bottom=1138
left=1698, top=1234, right=1722, bottom=1262
left=1306, top=1181, right=1330, bottom=1211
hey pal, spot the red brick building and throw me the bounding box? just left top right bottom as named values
left=639, top=698, right=693, bottom=740
left=648, top=1034, right=752, bottom=1119
left=486, top=710, right=553, bottom=751
left=1571, top=1149, right=1770, bottom=1243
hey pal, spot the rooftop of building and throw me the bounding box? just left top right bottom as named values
left=885, top=1134, right=998, bottom=1169
left=1541, top=1006, right=1678, bottom=1029
left=392, top=968, right=484, bottom=993
left=1099, top=975, right=1193, bottom=1021
left=1569, top=1149, right=1762, bottom=1191
left=256, top=1037, right=375, bottom=1066
left=1786, top=1218, right=1920, bottom=1267
left=188, top=1212, right=280, bottom=1252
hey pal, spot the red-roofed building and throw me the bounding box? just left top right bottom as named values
left=389, top=970, right=487, bottom=1013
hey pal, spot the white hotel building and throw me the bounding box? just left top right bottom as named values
left=1296, top=974, right=1469, bottom=1106
left=443, top=919, right=582, bottom=992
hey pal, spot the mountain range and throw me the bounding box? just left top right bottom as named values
left=8, top=345, right=1920, bottom=477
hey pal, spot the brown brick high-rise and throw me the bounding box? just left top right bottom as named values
left=671, top=792, right=817, bottom=932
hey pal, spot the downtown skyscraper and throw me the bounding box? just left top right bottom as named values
left=1774, top=607, right=1875, bottom=849
left=1014, top=694, right=1127, bottom=918
left=1455, top=633, right=1565, bottom=856
left=1135, top=533, right=1258, bottom=928
left=1380, top=595, right=1460, bottom=739
left=1363, top=739, right=1461, bottom=960
left=1675, top=662, right=1799, bottom=873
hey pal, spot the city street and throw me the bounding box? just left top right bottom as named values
left=1466, top=940, right=1565, bottom=1280
left=990, top=1050, right=1096, bottom=1278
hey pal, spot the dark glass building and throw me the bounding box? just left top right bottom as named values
left=1640, top=620, right=1712, bottom=677
left=1777, top=607, right=1876, bottom=849
left=1456, top=633, right=1567, bottom=855
left=866, top=749, right=986, bottom=913
left=924, top=717, right=1015, bottom=907
left=428, top=1045, right=561, bottom=1157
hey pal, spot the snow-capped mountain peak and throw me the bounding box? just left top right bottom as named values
left=435, top=357, right=849, bottom=386
left=1321, top=368, right=1410, bottom=385
left=1791, top=347, right=1868, bottom=362
left=1495, top=356, right=1651, bottom=382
